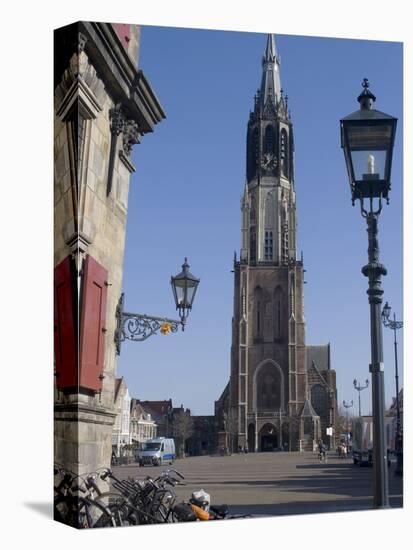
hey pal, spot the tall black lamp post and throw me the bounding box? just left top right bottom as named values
left=340, top=78, right=397, bottom=509
left=342, top=400, right=353, bottom=453
left=382, top=301, right=403, bottom=476
left=353, top=378, right=369, bottom=417
left=115, top=258, right=200, bottom=354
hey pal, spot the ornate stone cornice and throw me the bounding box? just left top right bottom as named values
left=109, top=104, right=141, bottom=153
left=54, top=402, right=116, bottom=424
left=55, top=49, right=104, bottom=120
left=79, top=21, right=166, bottom=133
left=109, top=103, right=126, bottom=135
left=122, top=119, right=141, bottom=156
left=55, top=22, right=165, bottom=132
left=107, top=105, right=140, bottom=192
left=78, top=31, right=87, bottom=53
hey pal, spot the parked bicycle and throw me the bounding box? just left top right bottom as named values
left=54, top=465, right=116, bottom=528
left=94, top=468, right=184, bottom=525
left=54, top=465, right=253, bottom=527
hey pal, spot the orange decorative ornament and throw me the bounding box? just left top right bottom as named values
left=160, top=322, right=172, bottom=335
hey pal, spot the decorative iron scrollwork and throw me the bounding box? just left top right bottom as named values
left=115, top=293, right=182, bottom=354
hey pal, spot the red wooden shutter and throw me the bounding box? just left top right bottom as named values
left=112, top=23, right=131, bottom=50
left=54, top=256, right=77, bottom=389
left=79, top=255, right=108, bottom=391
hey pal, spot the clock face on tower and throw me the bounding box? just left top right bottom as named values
left=261, top=152, right=278, bottom=171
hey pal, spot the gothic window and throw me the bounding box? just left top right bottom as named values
left=241, top=287, right=246, bottom=316
left=311, top=384, right=328, bottom=419
left=264, top=192, right=275, bottom=228
left=276, top=301, right=281, bottom=336
left=280, top=128, right=289, bottom=178
left=282, top=228, right=289, bottom=261
left=256, top=363, right=281, bottom=411
left=250, top=227, right=256, bottom=262
left=265, top=125, right=275, bottom=154
left=254, top=286, right=263, bottom=340
left=247, top=130, right=253, bottom=180
left=273, top=286, right=283, bottom=340
left=264, top=231, right=273, bottom=260
left=247, top=127, right=260, bottom=181
left=250, top=194, right=256, bottom=222
left=253, top=127, right=260, bottom=163
left=289, top=271, right=295, bottom=313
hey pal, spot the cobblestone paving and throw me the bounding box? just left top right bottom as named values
left=113, top=451, right=403, bottom=517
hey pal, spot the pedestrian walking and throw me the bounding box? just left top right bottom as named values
left=318, top=440, right=327, bottom=462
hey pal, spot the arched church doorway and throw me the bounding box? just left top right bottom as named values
left=247, top=423, right=255, bottom=452
left=259, top=423, right=277, bottom=452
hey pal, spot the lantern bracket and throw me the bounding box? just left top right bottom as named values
left=114, top=293, right=183, bottom=355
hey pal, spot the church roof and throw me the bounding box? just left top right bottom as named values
left=216, top=381, right=230, bottom=404
left=306, top=344, right=330, bottom=371
left=260, top=34, right=282, bottom=106
left=300, top=398, right=319, bottom=418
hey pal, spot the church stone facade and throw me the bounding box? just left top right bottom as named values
left=216, top=35, right=338, bottom=453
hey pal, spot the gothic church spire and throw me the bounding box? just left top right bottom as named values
left=260, top=34, right=281, bottom=106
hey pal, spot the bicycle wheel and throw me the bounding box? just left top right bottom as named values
left=95, top=493, right=141, bottom=526
left=78, top=498, right=116, bottom=528
left=147, top=490, right=175, bottom=523
left=54, top=492, right=116, bottom=528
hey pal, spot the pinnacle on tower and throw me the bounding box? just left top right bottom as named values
left=263, top=33, right=277, bottom=63
left=260, top=34, right=282, bottom=105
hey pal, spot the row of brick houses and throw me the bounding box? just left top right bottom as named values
left=111, top=378, right=158, bottom=456
left=111, top=378, right=217, bottom=457
left=111, top=375, right=403, bottom=458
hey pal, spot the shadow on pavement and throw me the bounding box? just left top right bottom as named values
left=114, top=454, right=403, bottom=517
left=228, top=493, right=402, bottom=517
left=187, top=462, right=402, bottom=509
left=23, top=502, right=53, bottom=519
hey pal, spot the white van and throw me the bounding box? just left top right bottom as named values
left=136, top=438, right=176, bottom=466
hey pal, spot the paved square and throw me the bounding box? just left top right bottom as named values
left=113, top=451, right=403, bottom=517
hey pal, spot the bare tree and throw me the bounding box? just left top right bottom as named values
left=173, top=410, right=194, bottom=457
left=337, top=406, right=355, bottom=447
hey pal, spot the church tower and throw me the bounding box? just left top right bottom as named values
left=229, top=35, right=313, bottom=452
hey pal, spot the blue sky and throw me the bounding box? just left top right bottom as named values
left=117, top=26, right=403, bottom=416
